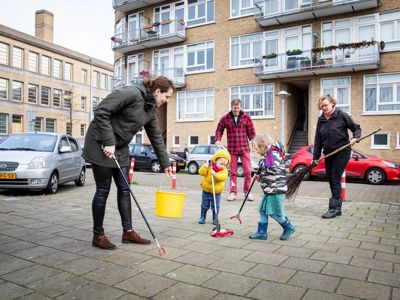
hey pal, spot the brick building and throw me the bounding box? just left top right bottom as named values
left=0, top=10, right=114, bottom=138
left=111, top=0, right=400, bottom=162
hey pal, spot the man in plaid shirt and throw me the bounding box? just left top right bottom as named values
left=215, top=99, right=256, bottom=201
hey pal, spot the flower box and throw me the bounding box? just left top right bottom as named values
left=263, top=53, right=277, bottom=59
left=286, top=49, right=303, bottom=56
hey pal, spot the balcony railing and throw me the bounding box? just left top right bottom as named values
left=111, top=19, right=186, bottom=53
left=254, top=44, right=380, bottom=79
left=113, top=0, right=166, bottom=12
left=254, top=0, right=380, bottom=26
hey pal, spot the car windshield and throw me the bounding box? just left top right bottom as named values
left=146, top=144, right=155, bottom=153
left=0, top=134, right=57, bottom=152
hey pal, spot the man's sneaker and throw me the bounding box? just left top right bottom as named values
left=245, top=192, right=254, bottom=201
left=227, top=193, right=236, bottom=201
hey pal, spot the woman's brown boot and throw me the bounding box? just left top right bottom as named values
left=92, top=232, right=116, bottom=250
left=122, top=230, right=151, bottom=245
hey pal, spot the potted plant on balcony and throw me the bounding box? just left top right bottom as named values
left=286, top=49, right=302, bottom=56
left=263, top=52, right=277, bottom=59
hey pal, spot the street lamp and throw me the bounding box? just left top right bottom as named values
left=275, top=90, right=291, bottom=147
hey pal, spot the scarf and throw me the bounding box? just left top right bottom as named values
left=324, top=106, right=336, bottom=119
left=212, top=163, right=223, bottom=173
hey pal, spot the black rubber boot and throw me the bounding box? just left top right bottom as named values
left=198, top=210, right=206, bottom=224
left=335, top=197, right=342, bottom=216
left=322, top=198, right=339, bottom=219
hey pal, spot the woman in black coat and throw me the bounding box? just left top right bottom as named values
left=83, top=76, right=174, bottom=250
left=313, top=94, right=361, bottom=219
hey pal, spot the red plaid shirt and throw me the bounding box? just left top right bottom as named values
left=215, top=111, right=256, bottom=155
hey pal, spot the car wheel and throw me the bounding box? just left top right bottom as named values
left=75, top=168, right=86, bottom=186
left=237, top=164, right=244, bottom=177
left=293, top=164, right=310, bottom=180
left=151, top=160, right=161, bottom=173
left=366, top=167, right=385, bottom=185
left=45, top=171, right=59, bottom=194
left=187, top=162, right=199, bottom=174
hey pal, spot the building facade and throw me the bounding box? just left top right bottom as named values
left=0, top=10, right=113, bottom=138
left=111, top=0, right=400, bottom=162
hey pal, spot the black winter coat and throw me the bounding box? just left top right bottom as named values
left=313, top=108, right=361, bottom=160
left=82, top=83, right=169, bottom=168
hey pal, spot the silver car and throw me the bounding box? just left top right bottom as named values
left=0, top=132, right=86, bottom=194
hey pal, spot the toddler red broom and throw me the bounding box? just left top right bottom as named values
left=286, top=127, right=382, bottom=199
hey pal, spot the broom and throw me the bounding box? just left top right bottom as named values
left=286, top=127, right=383, bottom=199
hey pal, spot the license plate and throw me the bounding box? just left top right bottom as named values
left=178, top=162, right=185, bottom=166
left=0, top=173, right=16, bottom=179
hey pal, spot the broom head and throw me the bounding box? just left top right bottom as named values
left=286, top=162, right=316, bottom=199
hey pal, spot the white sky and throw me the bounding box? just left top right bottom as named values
left=0, top=0, right=115, bottom=64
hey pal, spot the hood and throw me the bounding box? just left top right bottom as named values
left=169, top=153, right=184, bottom=161
left=0, top=150, right=51, bottom=164
left=212, top=149, right=231, bottom=164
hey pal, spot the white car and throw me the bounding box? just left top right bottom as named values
left=186, top=144, right=260, bottom=176
left=0, top=132, right=86, bottom=194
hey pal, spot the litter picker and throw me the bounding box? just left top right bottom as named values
left=286, top=127, right=383, bottom=199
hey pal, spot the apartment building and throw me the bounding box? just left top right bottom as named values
left=0, top=10, right=114, bottom=138
left=111, top=0, right=400, bottom=162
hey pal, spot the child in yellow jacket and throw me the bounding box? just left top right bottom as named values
left=198, top=149, right=231, bottom=225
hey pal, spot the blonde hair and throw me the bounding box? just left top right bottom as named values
left=253, top=134, right=274, bottom=149
left=318, top=94, right=337, bottom=109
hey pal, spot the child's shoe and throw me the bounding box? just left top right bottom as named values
left=249, top=222, right=268, bottom=240
left=279, top=218, right=295, bottom=240
left=198, top=211, right=206, bottom=224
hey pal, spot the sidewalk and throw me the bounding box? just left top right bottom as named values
left=0, top=174, right=399, bottom=299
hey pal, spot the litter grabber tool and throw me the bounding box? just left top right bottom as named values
left=286, top=127, right=383, bottom=199
left=111, top=153, right=166, bottom=256
left=209, top=160, right=233, bottom=238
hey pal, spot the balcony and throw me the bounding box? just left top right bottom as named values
left=254, top=44, right=380, bottom=79
left=254, top=0, right=380, bottom=27
left=111, top=19, right=186, bottom=54
left=113, top=0, right=166, bottom=13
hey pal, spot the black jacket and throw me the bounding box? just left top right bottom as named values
left=313, top=108, right=361, bottom=160
left=82, top=83, right=169, bottom=168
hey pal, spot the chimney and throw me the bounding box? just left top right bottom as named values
left=35, top=10, right=54, bottom=42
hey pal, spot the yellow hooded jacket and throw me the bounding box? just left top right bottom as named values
left=199, top=149, right=231, bottom=194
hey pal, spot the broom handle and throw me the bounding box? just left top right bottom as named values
left=316, top=127, right=382, bottom=163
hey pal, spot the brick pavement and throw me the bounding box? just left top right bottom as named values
left=0, top=172, right=399, bottom=299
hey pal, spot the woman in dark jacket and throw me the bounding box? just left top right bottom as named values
left=83, top=76, right=174, bottom=250
left=313, top=94, right=361, bottom=219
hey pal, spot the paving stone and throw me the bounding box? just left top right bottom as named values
left=56, top=256, right=108, bottom=275
left=296, top=233, right=330, bottom=243
left=18, top=293, right=53, bottom=299
left=360, top=241, right=395, bottom=253
left=375, top=251, right=400, bottom=264
left=52, top=240, right=93, bottom=253
left=173, top=251, right=220, bottom=267
left=244, top=251, right=288, bottom=266
left=35, top=236, right=76, bottom=247
left=12, top=245, right=58, bottom=260
left=115, top=272, right=175, bottom=298
left=242, top=241, right=282, bottom=252
left=213, top=237, right=251, bottom=248
left=302, top=289, right=358, bottom=300
left=0, top=256, right=33, bottom=276
left=158, top=236, right=195, bottom=248
left=83, top=264, right=139, bottom=286
left=135, top=257, right=182, bottom=276
left=154, top=282, right=218, bottom=300
left=78, top=247, right=126, bottom=260
left=212, top=293, right=252, bottom=300
left=336, top=278, right=391, bottom=300
left=274, top=245, right=315, bottom=258
left=321, top=262, right=369, bottom=280
left=0, top=240, right=36, bottom=254
left=310, top=251, right=352, bottom=264
left=368, top=270, right=400, bottom=287
left=202, top=272, right=259, bottom=296
left=114, top=294, right=144, bottom=300
left=182, top=241, right=223, bottom=254
left=348, top=233, right=380, bottom=243
left=393, top=288, right=400, bottom=300
left=57, top=282, right=126, bottom=300
left=337, top=246, right=375, bottom=258
left=380, top=237, right=400, bottom=246
left=0, top=281, right=33, bottom=299
left=104, top=251, right=152, bottom=267
left=326, top=237, right=361, bottom=248
left=288, top=271, right=340, bottom=292
left=1, top=264, right=61, bottom=285
left=208, top=257, right=256, bottom=274
left=395, top=263, right=400, bottom=273
left=281, top=257, right=326, bottom=273
left=0, top=235, right=19, bottom=244
left=245, top=264, right=296, bottom=283
left=303, top=241, right=339, bottom=252
left=318, top=230, right=350, bottom=239
left=350, top=255, right=393, bottom=272
left=31, top=251, right=81, bottom=267
left=211, top=247, right=254, bottom=260
left=246, top=280, right=305, bottom=300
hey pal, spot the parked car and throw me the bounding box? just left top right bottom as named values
left=128, top=143, right=186, bottom=173
left=0, top=132, right=86, bottom=194
left=186, top=144, right=260, bottom=176
left=289, top=145, right=400, bottom=185
left=75, top=137, right=91, bottom=167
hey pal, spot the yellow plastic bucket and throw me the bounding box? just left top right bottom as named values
left=155, top=189, right=186, bottom=218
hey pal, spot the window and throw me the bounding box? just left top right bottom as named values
left=321, top=77, right=351, bottom=113
left=28, top=84, right=38, bottom=104
left=208, top=135, right=215, bottom=144
left=364, top=73, right=400, bottom=113
left=177, top=88, right=214, bottom=121
left=28, top=52, right=39, bottom=72
left=12, top=81, right=23, bottom=101
left=231, top=33, right=262, bottom=67
left=93, top=71, right=100, bottom=88
left=12, top=115, right=23, bottom=134
left=0, top=78, right=8, bottom=99
left=64, top=62, right=72, bottom=81
left=231, top=0, right=254, bottom=18
left=34, top=117, right=43, bottom=131
left=81, top=69, right=87, bottom=83
left=371, top=132, right=390, bottom=149
left=230, top=83, right=274, bottom=118
left=188, top=0, right=214, bottom=27
left=53, top=89, right=62, bottom=107
left=80, top=124, right=86, bottom=136
left=100, top=73, right=107, bottom=89
left=66, top=122, right=72, bottom=135
left=0, top=113, right=8, bottom=134
left=81, top=96, right=86, bottom=109
left=41, top=86, right=50, bottom=106
left=64, top=91, right=72, bottom=109
left=45, top=118, right=56, bottom=133
left=13, top=47, right=23, bottom=68
left=53, top=59, right=62, bottom=78
left=41, top=56, right=51, bottom=76
left=0, top=42, right=9, bottom=65
left=188, top=135, right=199, bottom=146
left=397, top=132, right=400, bottom=149
left=92, top=97, right=99, bottom=111
left=186, top=41, right=214, bottom=73
left=380, top=10, right=400, bottom=51
left=173, top=135, right=180, bottom=147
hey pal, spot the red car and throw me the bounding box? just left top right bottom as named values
left=289, top=146, right=400, bottom=185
